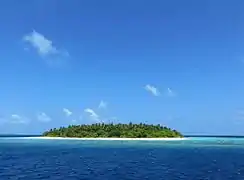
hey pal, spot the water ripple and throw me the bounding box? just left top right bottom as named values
left=1, top=138, right=244, bottom=179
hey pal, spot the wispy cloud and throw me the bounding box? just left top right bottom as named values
left=144, top=84, right=160, bottom=96
left=98, top=100, right=107, bottom=109
left=11, top=114, right=21, bottom=119
left=0, top=116, right=6, bottom=125
left=37, top=112, right=51, bottom=122
left=84, top=108, right=100, bottom=122
left=10, top=114, right=29, bottom=124
left=71, top=119, right=77, bottom=124
left=235, top=110, right=244, bottom=120
left=63, top=108, right=72, bottom=117
left=79, top=115, right=83, bottom=121
left=23, top=30, right=69, bottom=57
left=167, top=88, right=176, bottom=97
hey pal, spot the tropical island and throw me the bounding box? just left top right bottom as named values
left=43, top=123, right=183, bottom=138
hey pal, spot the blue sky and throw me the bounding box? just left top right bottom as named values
left=1, top=0, right=244, bottom=135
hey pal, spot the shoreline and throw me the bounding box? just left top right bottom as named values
left=22, top=137, right=187, bottom=141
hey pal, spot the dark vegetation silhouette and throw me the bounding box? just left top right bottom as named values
left=43, top=123, right=183, bottom=138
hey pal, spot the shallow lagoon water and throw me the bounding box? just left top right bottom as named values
left=1, top=137, right=244, bottom=179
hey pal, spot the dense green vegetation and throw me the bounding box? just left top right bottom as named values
left=43, top=123, right=183, bottom=138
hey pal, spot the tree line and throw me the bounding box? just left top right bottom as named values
left=43, top=123, right=183, bottom=138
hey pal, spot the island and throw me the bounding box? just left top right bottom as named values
left=43, top=123, right=183, bottom=138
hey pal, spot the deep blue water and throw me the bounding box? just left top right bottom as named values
left=1, top=137, right=244, bottom=179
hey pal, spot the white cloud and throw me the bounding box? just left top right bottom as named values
left=63, top=108, right=72, bottom=117
left=144, top=84, right=160, bottom=96
left=10, top=114, right=29, bottom=124
left=167, top=88, right=176, bottom=97
left=84, top=108, right=100, bottom=122
left=37, top=112, right=51, bottom=122
left=11, top=114, right=21, bottom=119
left=98, top=100, right=107, bottom=109
left=23, top=30, right=69, bottom=57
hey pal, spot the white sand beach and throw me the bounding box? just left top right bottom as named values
left=22, top=137, right=187, bottom=141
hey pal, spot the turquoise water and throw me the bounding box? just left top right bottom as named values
left=1, top=137, right=244, bottom=179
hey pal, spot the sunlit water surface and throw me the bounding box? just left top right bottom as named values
left=1, top=136, right=244, bottom=180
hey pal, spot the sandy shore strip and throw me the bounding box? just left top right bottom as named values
left=22, top=137, right=188, bottom=141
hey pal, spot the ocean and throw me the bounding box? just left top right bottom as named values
left=1, top=136, right=244, bottom=179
